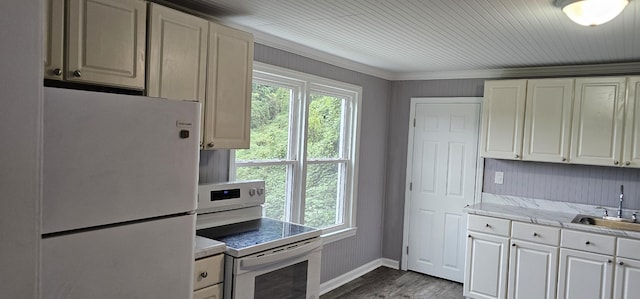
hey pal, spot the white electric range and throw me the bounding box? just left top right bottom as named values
left=196, top=181, right=322, bottom=299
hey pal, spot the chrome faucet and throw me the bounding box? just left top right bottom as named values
left=618, top=184, right=624, bottom=218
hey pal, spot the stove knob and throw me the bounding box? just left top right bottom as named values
left=249, top=188, right=256, bottom=196
left=257, top=188, right=265, bottom=196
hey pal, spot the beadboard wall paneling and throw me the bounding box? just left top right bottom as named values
left=483, top=158, right=640, bottom=210
left=199, top=43, right=391, bottom=283
left=383, top=79, right=485, bottom=262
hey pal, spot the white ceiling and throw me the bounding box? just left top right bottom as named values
left=170, top=0, right=640, bottom=79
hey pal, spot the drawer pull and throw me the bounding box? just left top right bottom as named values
left=200, top=271, right=208, bottom=278
left=485, top=224, right=491, bottom=228
left=468, top=234, right=472, bottom=238
left=512, top=243, right=516, bottom=247
left=608, top=259, right=612, bottom=264
left=585, top=241, right=591, bottom=245
left=533, top=232, right=538, bottom=237
left=619, top=261, right=624, bottom=266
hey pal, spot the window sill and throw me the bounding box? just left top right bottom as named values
left=320, top=227, right=358, bottom=245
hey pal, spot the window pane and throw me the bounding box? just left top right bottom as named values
left=236, top=165, right=287, bottom=221
left=307, top=94, right=343, bottom=159
left=304, top=163, right=342, bottom=228
left=236, top=83, right=291, bottom=161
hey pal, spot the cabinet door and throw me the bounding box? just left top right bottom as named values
left=464, top=232, right=509, bottom=299
left=204, top=22, right=254, bottom=149
left=67, top=0, right=146, bottom=89
left=508, top=240, right=559, bottom=299
left=194, top=283, right=222, bottom=299
left=147, top=3, right=208, bottom=103
left=570, top=77, right=626, bottom=166
left=557, top=248, right=613, bottom=299
left=44, top=0, right=64, bottom=80
left=522, top=79, right=574, bottom=163
left=622, top=77, right=640, bottom=168
left=480, top=80, right=527, bottom=160
left=613, top=257, right=640, bottom=299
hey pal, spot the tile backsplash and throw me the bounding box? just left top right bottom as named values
left=483, top=158, right=640, bottom=210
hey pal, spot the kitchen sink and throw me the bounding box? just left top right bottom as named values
left=572, top=215, right=640, bottom=232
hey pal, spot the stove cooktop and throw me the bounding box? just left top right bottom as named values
left=196, top=218, right=321, bottom=257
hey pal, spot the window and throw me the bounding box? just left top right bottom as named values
left=232, top=62, right=361, bottom=241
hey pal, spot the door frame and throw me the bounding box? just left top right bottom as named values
left=400, top=97, right=484, bottom=271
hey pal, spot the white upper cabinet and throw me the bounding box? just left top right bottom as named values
left=66, top=0, right=146, bottom=89
left=622, top=77, right=640, bottom=168
left=480, top=80, right=527, bottom=160
left=522, top=79, right=574, bottom=163
left=570, top=77, right=627, bottom=166
left=44, top=0, right=64, bottom=80
left=203, top=22, right=253, bottom=149
left=147, top=3, right=208, bottom=102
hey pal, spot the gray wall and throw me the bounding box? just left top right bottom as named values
left=383, top=79, right=486, bottom=261
left=199, top=43, right=391, bottom=282
left=0, top=0, right=42, bottom=297
left=484, top=159, right=640, bottom=210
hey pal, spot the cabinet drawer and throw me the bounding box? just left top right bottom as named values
left=194, top=254, right=224, bottom=291
left=561, top=229, right=615, bottom=255
left=468, top=214, right=511, bottom=237
left=617, top=238, right=640, bottom=260
left=194, top=283, right=222, bottom=299
left=511, top=221, right=560, bottom=246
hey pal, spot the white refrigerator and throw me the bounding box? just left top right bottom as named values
left=41, top=87, right=200, bottom=298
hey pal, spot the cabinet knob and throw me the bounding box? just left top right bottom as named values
left=52, top=68, right=62, bottom=76
left=608, top=259, right=612, bottom=264
left=468, top=234, right=472, bottom=238
left=562, top=157, right=567, bottom=162
left=614, top=160, right=620, bottom=165
left=512, top=243, right=516, bottom=247
left=619, top=261, right=625, bottom=266
left=533, top=232, right=538, bottom=237
left=73, top=70, right=82, bottom=77
left=207, top=142, right=214, bottom=148
left=626, top=161, right=631, bottom=166
left=200, top=271, right=208, bottom=278
left=485, top=223, right=491, bottom=228
left=515, top=154, right=520, bottom=159
left=585, top=241, right=591, bottom=245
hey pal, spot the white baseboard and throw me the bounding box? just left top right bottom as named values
left=319, top=258, right=400, bottom=295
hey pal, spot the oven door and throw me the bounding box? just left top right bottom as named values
left=229, top=239, right=322, bottom=299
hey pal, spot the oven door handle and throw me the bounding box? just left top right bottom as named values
left=240, top=240, right=321, bottom=270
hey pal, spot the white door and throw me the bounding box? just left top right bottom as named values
left=404, top=100, right=481, bottom=282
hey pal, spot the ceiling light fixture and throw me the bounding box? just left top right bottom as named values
left=555, top=0, right=629, bottom=26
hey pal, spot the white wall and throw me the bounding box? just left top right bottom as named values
left=0, top=0, right=42, bottom=297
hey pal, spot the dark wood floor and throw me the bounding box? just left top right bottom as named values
left=320, top=267, right=464, bottom=299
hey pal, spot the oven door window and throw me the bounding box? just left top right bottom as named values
left=254, top=261, right=308, bottom=299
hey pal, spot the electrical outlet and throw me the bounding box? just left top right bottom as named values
left=494, top=171, right=504, bottom=185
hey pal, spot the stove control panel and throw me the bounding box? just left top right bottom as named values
left=197, top=180, right=265, bottom=213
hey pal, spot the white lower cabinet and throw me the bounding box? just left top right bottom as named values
left=507, top=221, right=560, bottom=299
left=464, top=215, right=510, bottom=299
left=193, top=283, right=222, bottom=299
left=557, top=248, right=613, bottom=299
left=194, top=254, right=224, bottom=298
left=614, top=238, right=640, bottom=299
left=464, top=215, right=640, bottom=299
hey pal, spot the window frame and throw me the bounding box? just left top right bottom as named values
left=230, top=62, right=361, bottom=244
